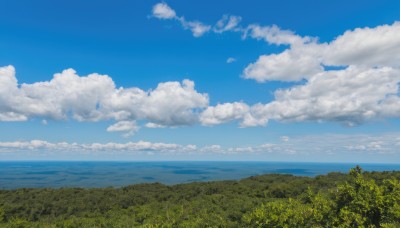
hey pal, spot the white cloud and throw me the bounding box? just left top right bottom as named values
left=200, top=144, right=223, bottom=153
left=199, top=102, right=268, bottom=127
left=244, top=24, right=313, bottom=46
left=200, top=102, right=250, bottom=126
left=222, top=134, right=400, bottom=156
left=289, top=134, right=400, bottom=155
left=239, top=107, right=269, bottom=127
left=0, top=140, right=78, bottom=151
left=242, top=24, right=325, bottom=82
left=106, top=121, right=139, bottom=137
left=151, top=2, right=211, bottom=37
left=4, top=14, right=400, bottom=135
left=201, top=64, right=400, bottom=127
left=152, top=4, right=243, bottom=37
left=228, top=146, right=254, bottom=153
left=153, top=7, right=400, bottom=84
left=226, top=57, right=236, bottom=63
left=324, top=22, right=400, bottom=67
left=243, top=47, right=324, bottom=82
left=202, top=20, right=400, bottom=126
left=240, top=21, right=400, bottom=125
left=0, top=66, right=29, bottom=121
left=0, top=66, right=209, bottom=132
left=20, top=68, right=116, bottom=121
left=243, top=22, right=400, bottom=82
left=84, top=141, right=193, bottom=152
left=247, top=66, right=400, bottom=125
left=0, top=140, right=194, bottom=152
left=214, top=15, right=242, bottom=33
left=1, top=133, right=399, bottom=159
left=152, top=4, right=244, bottom=38
left=152, top=2, right=176, bottom=19
left=188, top=22, right=211, bottom=37
left=145, top=122, right=166, bottom=128
left=280, top=136, right=290, bottom=142
left=0, top=112, right=27, bottom=121
left=136, top=79, right=208, bottom=126
left=179, top=18, right=211, bottom=37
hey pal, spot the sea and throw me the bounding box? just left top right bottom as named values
left=1, top=161, right=400, bottom=189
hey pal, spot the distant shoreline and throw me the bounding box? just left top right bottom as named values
left=1, top=161, right=400, bottom=189
left=1, top=160, right=399, bottom=164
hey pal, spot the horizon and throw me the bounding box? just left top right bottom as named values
left=2, top=160, right=400, bottom=189
left=1, top=160, right=400, bottom=165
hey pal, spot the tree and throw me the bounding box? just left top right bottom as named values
left=334, top=167, right=400, bottom=227
left=244, top=167, right=400, bottom=227
left=0, top=207, right=5, bottom=223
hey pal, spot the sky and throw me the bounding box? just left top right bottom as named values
left=1, top=0, right=400, bottom=162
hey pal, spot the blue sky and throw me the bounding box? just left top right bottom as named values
left=0, top=0, right=400, bottom=162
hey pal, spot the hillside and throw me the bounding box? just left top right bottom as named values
left=0, top=166, right=399, bottom=227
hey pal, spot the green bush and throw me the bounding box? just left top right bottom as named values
left=244, top=166, right=400, bottom=227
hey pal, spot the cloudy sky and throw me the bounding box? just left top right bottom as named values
left=1, top=0, right=400, bottom=162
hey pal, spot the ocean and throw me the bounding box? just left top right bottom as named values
left=1, top=161, right=400, bottom=189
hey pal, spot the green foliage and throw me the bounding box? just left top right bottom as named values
left=244, top=167, right=400, bottom=228
left=243, top=198, right=313, bottom=227
left=243, top=191, right=336, bottom=227
left=0, top=207, right=5, bottom=223
left=334, top=166, right=400, bottom=227
left=0, top=167, right=399, bottom=227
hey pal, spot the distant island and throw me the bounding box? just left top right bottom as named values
left=0, top=166, right=399, bottom=227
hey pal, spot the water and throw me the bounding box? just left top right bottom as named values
left=0, top=161, right=399, bottom=189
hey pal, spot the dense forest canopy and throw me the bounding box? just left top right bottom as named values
left=0, top=166, right=399, bottom=227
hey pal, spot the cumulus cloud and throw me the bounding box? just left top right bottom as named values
left=135, top=79, right=208, bottom=126
left=197, top=19, right=400, bottom=126
left=200, top=102, right=250, bottom=126
left=243, top=22, right=400, bottom=82
left=242, top=24, right=324, bottom=82
left=0, top=66, right=29, bottom=121
left=152, top=2, right=176, bottom=19
left=152, top=6, right=400, bottom=84
left=249, top=66, right=400, bottom=126
left=242, top=48, right=324, bottom=82
left=4, top=14, right=400, bottom=133
left=324, top=22, right=400, bottom=67
left=200, top=102, right=249, bottom=125
left=201, top=21, right=400, bottom=126
left=199, top=102, right=269, bottom=127
left=0, top=66, right=209, bottom=132
left=240, top=22, right=400, bottom=125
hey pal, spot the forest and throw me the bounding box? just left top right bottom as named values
left=0, top=166, right=399, bottom=227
